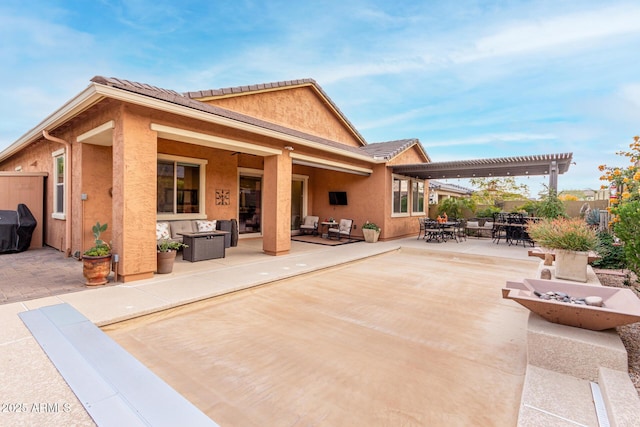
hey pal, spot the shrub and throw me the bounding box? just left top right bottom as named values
left=592, top=230, right=626, bottom=270
left=84, top=222, right=111, bottom=256
left=157, top=239, right=188, bottom=252
left=614, top=200, right=640, bottom=276
left=535, top=188, right=567, bottom=219
left=527, top=217, right=597, bottom=252
left=475, top=206, right=500, bottom=218
left=437, top=197, right=476, bottom=219
left=515, top=201, right=539, bottom=216
left=585, top=208, right=601, bottom=226
left=362, top=222, right=380, bottom=232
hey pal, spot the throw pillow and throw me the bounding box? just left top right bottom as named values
left=156, top=222, right=171, bottom=240
left=196, top=220, right=217, bottom=232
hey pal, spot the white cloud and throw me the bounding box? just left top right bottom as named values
left=425, top=133, right=557, bottom=148
left=455, top=4, right=640, bottom=63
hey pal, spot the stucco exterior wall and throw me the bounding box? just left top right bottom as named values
left=0, top=137, right=68, bottom=250
left=200, top=86, right=363, bottom=147
left=0, top=80, right=431, bottom=282
left=0, top=173, right=45, bottom=248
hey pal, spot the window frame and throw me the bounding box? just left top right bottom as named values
left=392, top=174, right=426, bottom=217
left=51, top=148, right=66, bottom=220
left=411, top=179, right=426, bottom=216
left=391, top=175, right=410, bottom=217
left=157, top=154, right=208, bottom=221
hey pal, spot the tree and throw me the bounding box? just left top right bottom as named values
left=469, top=177, right=530, bottom=205
left=535, top=187, right=567, bottom=219
left=437, top=197, right=476, bottom=219
left=599, top=135, right=640, bottom=276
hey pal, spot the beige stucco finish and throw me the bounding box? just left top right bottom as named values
left=0, top=78, right=432, bottom=282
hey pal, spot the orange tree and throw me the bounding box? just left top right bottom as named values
left=598, top=136, right=640, bottom=275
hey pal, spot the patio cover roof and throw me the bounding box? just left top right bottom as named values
left=391, top=153, right=573, bottom=190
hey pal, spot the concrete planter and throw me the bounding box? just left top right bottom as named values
left=362, top=228, right=380, bottom=243
left=554, top=249, right=589, bottom=282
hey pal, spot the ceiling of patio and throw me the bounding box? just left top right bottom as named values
left=391, top=152, right=573, bottom=180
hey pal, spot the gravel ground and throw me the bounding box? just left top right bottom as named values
left=596, top=270, right=640, bottom=396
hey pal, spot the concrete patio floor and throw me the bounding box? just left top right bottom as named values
left=0, top=236, right=545, bottom=425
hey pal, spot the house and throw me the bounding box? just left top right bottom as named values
left=0, top=77, right=431, bottom=282
left=428, top=180, right=474, bottom=205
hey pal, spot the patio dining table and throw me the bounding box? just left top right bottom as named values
left=494, top=217, right=539, bottom=246
left=424, top=221, right=459, bottom=243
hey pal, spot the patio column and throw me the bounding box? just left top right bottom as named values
left=262, top=153, right=292, bottom=256
left=112, top=111, right=157, bottom=281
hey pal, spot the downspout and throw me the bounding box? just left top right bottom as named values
left=42, top=130, right=72, bottom=257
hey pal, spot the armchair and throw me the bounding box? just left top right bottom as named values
left=328, top=219, right=353, bottom=241
left=300, top=215, right=319, bottom=235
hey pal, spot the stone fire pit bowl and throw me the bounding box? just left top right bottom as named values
left=502, top=278, right=640, bottom=331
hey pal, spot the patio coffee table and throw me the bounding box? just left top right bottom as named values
left=180, top=231, right=229, bottom=262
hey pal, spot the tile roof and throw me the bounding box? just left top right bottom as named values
left=90, top=76, right=373, bottom=159
left=359, top=139, right=422, bottom=160
left=429, top=180, right=474, bottom=194
left=183, top=78, right=367, bottom=145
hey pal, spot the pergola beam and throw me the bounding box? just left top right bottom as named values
left=391, top=153, right=573, bottom=192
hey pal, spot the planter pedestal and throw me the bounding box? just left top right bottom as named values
left=554, top=249, right=589, bottom=282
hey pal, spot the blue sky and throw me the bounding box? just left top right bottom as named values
left=2, top=0, right=639, bottom=197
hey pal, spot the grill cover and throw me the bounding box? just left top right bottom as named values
left=0, top=204, right=37, bottom=253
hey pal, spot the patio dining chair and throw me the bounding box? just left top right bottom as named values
left=417, top=217, right=427, bottom=239
left=328, top=219, right=353, bottom=240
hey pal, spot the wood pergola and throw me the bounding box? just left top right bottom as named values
left=391, top=153, right=573, bottom=191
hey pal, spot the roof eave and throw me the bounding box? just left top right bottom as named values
left=1, top=82, right=377, bottom=165
left=0, top=84, right=105, bottom=163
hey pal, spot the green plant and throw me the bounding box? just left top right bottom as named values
left=515, top=200, right=539, bottom=216
left=535, top=187, right=567, bottom=219
left=592, top=230, right=626, bottom=270
left=437, top=197, right=476, bottom=219
left=362, top=222, right=380, bottom=232
left=613, top=200, right=640, bottom=276
left=585, top=208, right=601, bottom=227
left=157, top=239, right=188, bottom=252
left=84, top=222, right=111, bottom=256
left=475, top=206, right=500, bottom=218
left=526, top=217, right=597, bottom=252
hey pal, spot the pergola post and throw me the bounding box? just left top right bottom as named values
left=548, top=160, right=558, bottom=192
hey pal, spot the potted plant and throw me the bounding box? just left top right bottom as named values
left=157, top=239, right=187, bottom=274
left=82, top=222, right=112, bottom=286
left=527, top=218, right=598, bottom=282
left=362, top=221, right=381, bottom=243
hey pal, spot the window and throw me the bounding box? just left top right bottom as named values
left=157, top=154, right=207, bottom=218
left=412, top=181, right=425, bottom=213
left=393, top=176, right=409, bottom=215
left=393, top=175, right=425, bottom=216
left=52, top=149, right=65, bottom=219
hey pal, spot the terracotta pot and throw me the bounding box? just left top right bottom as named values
left=363, top=228, right=380, bottom=243
left=157, top=250, right=177, bottom=274
left=82, top=254, right=112, bottom=286
left=554, top=249, right=589, bottom=282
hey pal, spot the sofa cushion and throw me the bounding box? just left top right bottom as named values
left=169, top=220, right=197, bottom=239
left=466, top=221, right=479, bottom=228
left=156, top=222, right=171, bottom=240
left=196, top=220, right=217, bottom=232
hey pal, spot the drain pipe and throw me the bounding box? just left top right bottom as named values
left=42, top=130, right=72, bottom=257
